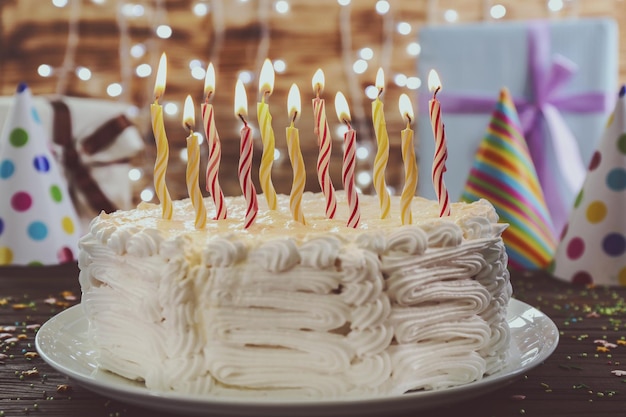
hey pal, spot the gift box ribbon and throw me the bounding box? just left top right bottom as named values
left=51, top=100, right=133, bottom=214
left=422, top=21, right=614, bottom=233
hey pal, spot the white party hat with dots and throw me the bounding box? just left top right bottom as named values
left=552, top=86, right=626, bottom=286
left=0, top=83, right=81, bottom=266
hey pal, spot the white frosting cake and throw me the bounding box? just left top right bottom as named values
left=78, top=192, right=511, bottom=398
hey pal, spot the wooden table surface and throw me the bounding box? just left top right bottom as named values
left=0, top=264, right=625, bottom=417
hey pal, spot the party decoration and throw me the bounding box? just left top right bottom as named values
left=461, top=88, right=557, bottom=270
left=552, top=86, right=626, bottom=286
left=0, top=83, right=81, bottom=265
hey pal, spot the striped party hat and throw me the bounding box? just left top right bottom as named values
left=461, top=88, right=557, bottom=270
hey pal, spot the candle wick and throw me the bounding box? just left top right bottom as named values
left=238, top=113, right=248, bottom=127
left=433, top=86, right=441, bottom=100
left=377, top=87, right=383, bottom=99
left=406, top=114, right=412, bottom=125
left=205, top=91, right=213, bottom=103
left=344, top=119, right=352, bottom=130
left=292, top=110, right=298, bottom=124
left=262, top=90, right=270, bottom=103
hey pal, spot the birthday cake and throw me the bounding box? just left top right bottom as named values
left=78, top=192, right=511, bottom=398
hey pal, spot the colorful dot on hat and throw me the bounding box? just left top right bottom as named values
left=0, top=247, right=13, bottom=265
left=603, top=233, right=626, bottom=257
left=31, top=107, right=41, bottom=124
left=50, top=185, right=63, bottom=202
left=0, top=160, right=15, bottom=179
left=33, top=155, right=50, bottom=173
left=566, top=237, right=585, bottom=260
left=606, top=168, right=626, bottom=191
left=11, top=192, right=32, bottom=212
left=588, top=151, right=601, bottom=171
left=619, top=267, right=626, bottom=286
left=586, top=201, right=607, bottom=224
left=57, top=247, right=74, bottom=263
left=618, top=134, right=626, bottom=154
left=9, top=128, right=28, bottom=147
left=571, top=270, right=593, bottom=285
left=574, top=189, right=584, bottom=208
left=27, top=221, right=48, bottom=241
left=61, top=217, right=75, bottom=235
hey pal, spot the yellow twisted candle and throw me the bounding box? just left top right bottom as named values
left=256, top=58, right=277, bottom=210
left=399, top=93, right=417, bottom=225
left=286, top=84, right=306, bottom=224
left=150, top=52, right=173, bottom=219
left=183, top=95, right=207, bottom=230
left=371, top=68, right=391, bottom=219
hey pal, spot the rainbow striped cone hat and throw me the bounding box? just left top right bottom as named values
left=552, top=86, right=626, bottom=286
left=0, top=83, right=81, bottom=266
left=461, top=87, right=557, bottom=270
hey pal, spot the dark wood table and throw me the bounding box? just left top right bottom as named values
left=0, top=264, right=625, bottom=416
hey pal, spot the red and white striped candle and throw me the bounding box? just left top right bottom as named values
left=201, top=63, right=227, bottom=220
left=311, top=69, right=337, bottom=219
left=234, top=79, right=258, bottom=229
left=335, top=91, right=360, bottom=228
left=427, top=70, right=450, bottom=217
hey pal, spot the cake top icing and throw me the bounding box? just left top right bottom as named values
left=90, top=192, right=503, bottom=246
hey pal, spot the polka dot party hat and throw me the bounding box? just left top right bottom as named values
left=552, top=86, right=626, bottom=286
left=0, top=83, right=80, bottom=266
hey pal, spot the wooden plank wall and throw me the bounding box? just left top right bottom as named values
left=1, top=0, right=624, bottom=202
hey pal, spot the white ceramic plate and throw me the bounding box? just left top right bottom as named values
left=36, top=299, right=558, bottom=417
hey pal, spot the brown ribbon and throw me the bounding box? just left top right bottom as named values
left=50, top=100, right=132, bottom=214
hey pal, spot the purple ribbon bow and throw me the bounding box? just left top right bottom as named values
left=430, top=21, right=613, bottom=234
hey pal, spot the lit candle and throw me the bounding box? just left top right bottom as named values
left=257, top=58, right=277, bottom=210
left=398, top=93, right=417, bottom=225
left=371, top=67, right=391, bottom=219
left=201, top=62, right=227, bottom=220
left=335, top=92, right=360, bottom=229
left=150, top=52, right=173, bottom=219
left=183, top=95, right=207, bottom=230
left=286, top=84, right=306, bottom=224
left=311, top=69, right=337, bottom=219
left=428, top=69, right=451, bottom=217
left=235, top=79, right=258, bottom=229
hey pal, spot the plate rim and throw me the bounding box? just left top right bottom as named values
left=36, top=299, right=559, bottom=416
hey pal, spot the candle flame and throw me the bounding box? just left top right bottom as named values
left=428, top=69, right=442, bottom=93
left=204, top=62, right=215, bottom=99
left=259, top=58, right=275, bottom=96
left=183, top=95, right=195, bottom=130
left=287, top=83, right=301, bottom=123
left=153, top=52, right=167, bottom=100
left=398, top=93, right=414, bottom=124
left=334, top=91, right=351, bottom=123
left=312, top=68, right=325, bottom=95
left=234, top=79, right=248, bottom=119
left=375, top=67, right=385, bottom=91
